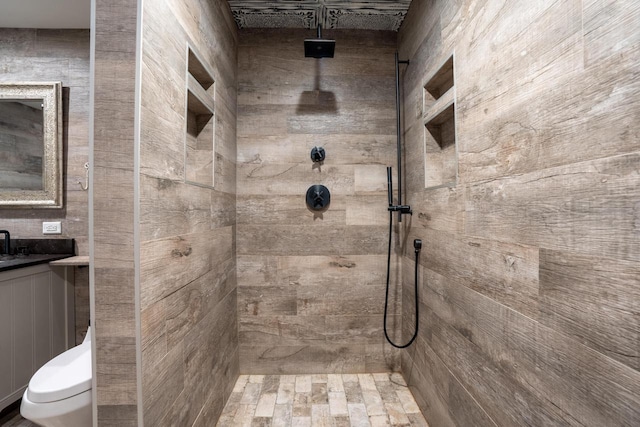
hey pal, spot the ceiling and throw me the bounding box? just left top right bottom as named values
left=0, top=0, right=90, bottom=29
left=227, top=0, right=412, bottom=31
left=0, top=0, right=411, bottom=32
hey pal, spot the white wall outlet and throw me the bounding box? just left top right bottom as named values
left=42, top=221, right=62, bottom=235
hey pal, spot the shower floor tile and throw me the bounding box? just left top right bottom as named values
left=216, top=373, right=429, bottom=427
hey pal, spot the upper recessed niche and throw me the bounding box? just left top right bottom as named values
left=423, top=55, right=457, bottom=189
left=185, top=44, right=215, bottom=188
left=425, top=56, right=453, bottom=100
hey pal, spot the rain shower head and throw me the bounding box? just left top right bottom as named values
left=305, top=25, right=335, bottom=58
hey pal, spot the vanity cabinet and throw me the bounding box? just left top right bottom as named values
left=0, top=264, right=74, bottom=411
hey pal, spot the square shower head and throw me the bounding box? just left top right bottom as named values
left=304, top=38, right=335, bottom=58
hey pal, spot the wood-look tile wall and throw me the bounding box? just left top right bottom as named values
left=138, top=0, right=239, bottom=425
left=93, top=0, right=141, bottom=424
left=0, top=29, right=90, bottom=253
left=236, top=29, right=403, bottom=374
left=398, top=1, right=640, bottom=426
left=0, top=28, right=91, bottom=358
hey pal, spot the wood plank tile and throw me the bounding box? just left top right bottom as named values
left=239, top=315, right=326, bottom=346
left=237, top=134, right=395, bottom=166
left=240, top=344, right=367, bottom=374
left=237, top=163, right=356, bottom=197
left=425, top=269, right=640, bottom=426
left=583, top=0, right=640, bottom=66
left=465, top=153, right=640, bottom=262
left=540, top=249, right=640, bottom=370
left=139, top=175, right=212, bottom=241
left=457, top=47, right=639, bottom=182
left=281, top=255, right=388, bottom=287
left=237, top=195, right=347, bottom=226
left=411, top=228, right=539, bottom=319
left=297, top=285, right=386, bottom=316
left=238, top=285, right=297, bottom=316
left=237, top=225, right=388, bottom=256
left=140, top=227, right=233, bottom=310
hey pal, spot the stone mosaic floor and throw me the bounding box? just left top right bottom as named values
left=216, top=373, right=429, bottom=427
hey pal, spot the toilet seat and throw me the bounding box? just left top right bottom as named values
left=21, top=388, right=92, bottom=424
left=26, top=339, right=91, bottom=403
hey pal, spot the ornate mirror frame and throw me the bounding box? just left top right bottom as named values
left=0, top=82, right=63, bottom=208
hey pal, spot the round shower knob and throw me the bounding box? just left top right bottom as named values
left=310, top=146, right=326, bottom=163
left=306, top=185, right=330, bottom=211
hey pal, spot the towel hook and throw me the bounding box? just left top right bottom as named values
left=78, top=162, right=89, bottom=191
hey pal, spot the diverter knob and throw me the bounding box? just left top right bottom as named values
left=310, top=146, right=326, bottom=163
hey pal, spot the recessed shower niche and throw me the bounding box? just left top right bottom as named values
left=423, top=55, right=457, bottom=189
left=185, top=44, right=215, bottom=187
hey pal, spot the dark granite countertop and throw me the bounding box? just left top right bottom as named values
left=0, top=254, right=75, bottom=272
left=0, top=238, right=75, bottom=272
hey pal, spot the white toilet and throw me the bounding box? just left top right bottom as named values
left=20, top=328, right=93, bottom=427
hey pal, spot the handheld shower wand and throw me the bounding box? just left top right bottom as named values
left=387, top=167, right=393, bottom=207
left=384, top=166, right=418, bottom=349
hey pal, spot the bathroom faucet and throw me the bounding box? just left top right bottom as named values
left=0, top=230, right=10, bottom=255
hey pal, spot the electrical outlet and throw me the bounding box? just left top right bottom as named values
left=43, top=222, right=62, bottom=235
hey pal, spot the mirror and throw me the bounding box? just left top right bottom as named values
left=0, top=82, right=63, bottom=208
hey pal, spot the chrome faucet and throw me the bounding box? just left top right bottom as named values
left=0, top=230, right=10, bottom=255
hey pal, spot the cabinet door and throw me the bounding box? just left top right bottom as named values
left=0, top=264, right=73, bottom=412
left=12, top=275, right=34, bottom=393
left=0, top=283, right=12, bottom=404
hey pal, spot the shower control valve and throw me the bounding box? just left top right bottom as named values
left=306, top=184, right=331, bottom=211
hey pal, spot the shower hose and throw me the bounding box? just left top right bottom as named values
left=383, top=211, right=420, bottom=349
